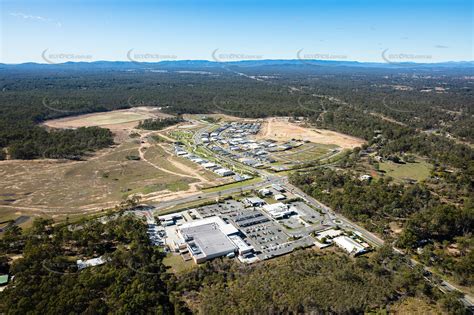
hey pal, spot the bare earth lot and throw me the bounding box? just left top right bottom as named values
left=257, top=117, right=365, bottom=149
left=43, top=107, right=172, bottom=129
left=0, top=140, right=198, bottom=219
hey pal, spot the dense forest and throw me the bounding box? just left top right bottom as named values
left=5, top=127, right=114, bottom=160
left=0, top=63, right=472, bottom=162
left=182, top=248, right=462, bottom=314
left=290, top=168, right=474, bottom=287
left=0, top=215, right=176, bottom=314
left=138, top=116, right=184, bottom=130
left=0, top=215, right=467, bottom=314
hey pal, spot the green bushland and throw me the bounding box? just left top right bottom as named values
left=138, top=116, right=184, bottom=130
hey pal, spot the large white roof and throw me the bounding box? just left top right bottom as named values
left=333, top=236, right=366, bottom=254
left=179, top=216, right=238, bottom=236
left=262, top=203, right=293, bottom=218
left=228, top=235, right=254, bottom=252
left=317, top=229, right=343, bottom=239
left=181, top=223, right=237, bottom=260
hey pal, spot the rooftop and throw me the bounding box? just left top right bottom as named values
left=317, top=229, right=343, bottom=239
left=262, top=203, right=295, bottom=218
left=179, top=216, right=239, bottom=236
left=0, top=275, right=8, bottom=285
left=333, top=236, right=366, bottom=255
left=77, top=256, right=106, bottom=270
left=181, top=223, right=237, bottom=261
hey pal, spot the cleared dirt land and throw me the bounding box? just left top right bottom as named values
left=44, top=107, right=172, bottom=130
left=0, top=136, right=229, bottom=223
left=0, top=141, right=191, bottom=217
left=257, top=117, right=365, bottom=149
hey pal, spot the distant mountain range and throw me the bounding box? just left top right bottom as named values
left=1, top=59, right=472, bottom=71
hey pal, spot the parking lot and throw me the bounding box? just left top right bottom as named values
left=194, top=199, right=317, bottom=260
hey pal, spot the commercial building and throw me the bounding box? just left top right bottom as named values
left=274, top=193, right=286, bottom=201
left=259, top=188, right=272, bottom=196
left=243, top=197, right=266, bottom=207
left=179, top=216, right=239, bottom=235
left=272, top=184, right=285, bottom=192
left=180, top=223, right=237, bottom=263
left=177, top=216, right=240, bottom=263
left=333, top=236, right=367, bottom=256
left=228, top=235, right=254, bottom=256
left=316, top=228, right=343, bottom=240
left=262, top=203, right=296, bottom=219
left=158, top=213, right=183, bottom=226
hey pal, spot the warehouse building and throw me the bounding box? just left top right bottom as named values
left=177, top=216, right=240, bottom=263
left=274, top=193, right=287, bottom=201
left=180, top=223, right=237, bottom=263
left=202, top=162, right=217, bottom=169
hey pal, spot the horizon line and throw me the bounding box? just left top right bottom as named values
left=1, top=58, right=473, bottom=66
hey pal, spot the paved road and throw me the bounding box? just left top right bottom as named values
left=152, top=178, right=271, bottom=212
left=282, top=180, right=385, bottom=246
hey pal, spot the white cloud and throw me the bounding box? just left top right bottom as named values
left=9, top=12, right=61, bottom=28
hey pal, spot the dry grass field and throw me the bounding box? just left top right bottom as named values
left=0, top=141, right=200, bottom=221
left=43, top=107, right=172, bottom=129
left=0, top=111, right=229, bottom=225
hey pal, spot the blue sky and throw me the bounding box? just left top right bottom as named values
left=1, top=0, right=472, bottom=63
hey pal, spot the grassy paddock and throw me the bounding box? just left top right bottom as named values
left=379, top=159, right=432, bottom=182
left=163, top=254, right=196, bottom=274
